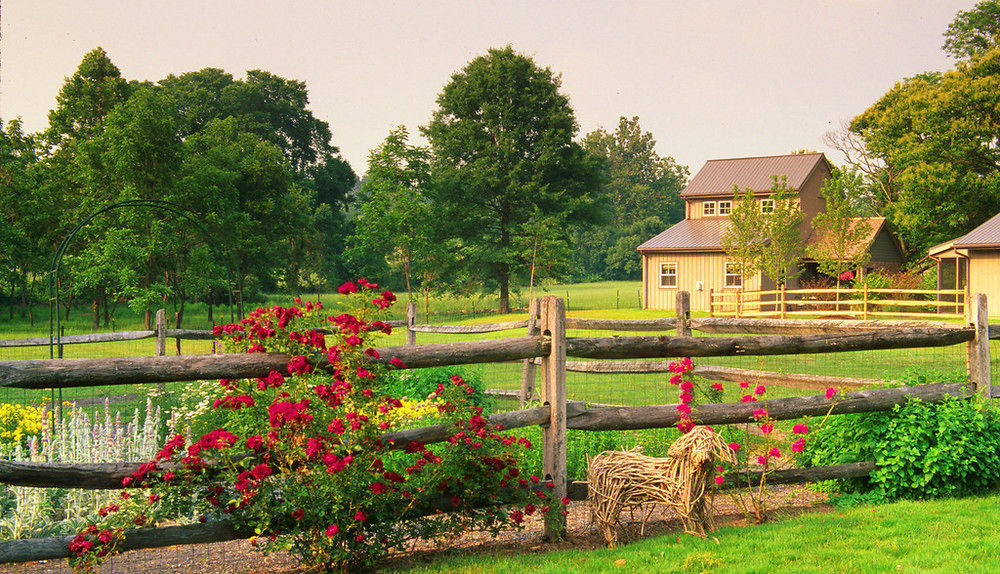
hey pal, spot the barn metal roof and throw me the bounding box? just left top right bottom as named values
left=929, top=212, right=1000, bottom=257
left=636, top=218, right=730, bottom=252
left=680, top=152, right=829, bottom=197
left=953, top=212, right=1000, bottom=248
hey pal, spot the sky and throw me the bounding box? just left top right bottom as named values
left=0, top=1, right=976, bottom=178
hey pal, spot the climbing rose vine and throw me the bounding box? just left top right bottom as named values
left=69, top=281, right=560, bottom=572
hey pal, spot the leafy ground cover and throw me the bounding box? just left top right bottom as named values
left=397, top=493, right=1000, bottom=573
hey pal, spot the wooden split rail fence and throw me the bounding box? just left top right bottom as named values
left=709, top=286, right=967, bottom=320
left=0, top=293, right=994, bottom=563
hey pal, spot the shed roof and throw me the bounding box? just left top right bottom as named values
left=636, top=218, right=729, bottom=252
left=681, top=152, right=830, bottom=197
left=929, top=212, right=1000, bottom=257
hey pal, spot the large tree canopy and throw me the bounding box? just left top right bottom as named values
left=3, top=48, right=358, bottom=324
left=422, top=46, right=604, bottom=312
left=850, top=51, right=1000, bottom=257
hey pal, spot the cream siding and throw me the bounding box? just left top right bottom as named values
left=967, top=250, right=1000, bottom=314
left=642, top=252, right=761, bottom=310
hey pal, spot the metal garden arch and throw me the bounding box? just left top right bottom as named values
left=47, top=199, right=239, bottom=358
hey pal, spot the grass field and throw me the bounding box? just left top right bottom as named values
left=0, top=280, right=981, bottom=416
left=398, top=493, right=1000, bottom=573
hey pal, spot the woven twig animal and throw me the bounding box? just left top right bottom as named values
left=586, top=426, right=737, bottom=545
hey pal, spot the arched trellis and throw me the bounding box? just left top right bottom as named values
left=48, top=199, right=239, bottom=359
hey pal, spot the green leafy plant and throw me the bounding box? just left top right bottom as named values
left=801, top=373, right=1000, bottom=501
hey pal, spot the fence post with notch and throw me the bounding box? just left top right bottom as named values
left=966, top=293, right=990, bottom=398
left=675, top=291, right=691, bottom=336
left=155, top=309, right=166, bottom=357
left=519, top=298, right=541, bottom=406
left=540, top=295, right=567, bottom=540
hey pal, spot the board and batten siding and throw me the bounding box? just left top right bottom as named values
left=868, top=228, right=904, bottom=270
left=642, top=252, right=761, bottom=311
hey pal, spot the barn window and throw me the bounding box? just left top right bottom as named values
left=760, top=199, right=774, bottom=213
left=702, top=201, right=716, bottom=216
left=725, top=262, right=742, bottom=287
left=718, top=201, right=732, bottom=215
left=660, top=263, right=678, bottom=288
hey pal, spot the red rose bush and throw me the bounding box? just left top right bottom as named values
left=69, top=281, right=559, bottom=572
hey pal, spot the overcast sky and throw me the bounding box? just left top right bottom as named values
left=0, top=1, right=975, bottom=178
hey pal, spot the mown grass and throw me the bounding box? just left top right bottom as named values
left=0, top=280, right=981, bottom=416
left=396, top=493, right=1000, bottom=573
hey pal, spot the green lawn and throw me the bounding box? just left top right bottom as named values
left=395, top=493, right=1000, bottom=573
left=0, top=280, right=981, bottom=414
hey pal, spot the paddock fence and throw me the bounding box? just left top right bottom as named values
left=709, top=286, right=967, bottom=320
left=0, top=293, right=993, bottom=564
left=0, top=309, right=406, bottom=357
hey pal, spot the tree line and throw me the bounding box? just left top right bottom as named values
left=4, top=0, right=996, bottom=321
left=0, top=46, right=689, bottom=320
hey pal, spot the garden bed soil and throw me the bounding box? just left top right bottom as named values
left=4, top=485, right=828, bottom=573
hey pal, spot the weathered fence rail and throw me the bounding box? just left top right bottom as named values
left=0, top=292, right=992, bottom=564
left=0, top=311, right=405, bottom=349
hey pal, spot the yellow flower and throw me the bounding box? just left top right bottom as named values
left=0, top=403, right=42, bottom=446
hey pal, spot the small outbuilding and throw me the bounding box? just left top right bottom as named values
left=927, top=212, right=1000, bottom=311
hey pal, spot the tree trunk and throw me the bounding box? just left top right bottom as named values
left=499, top=267, right=510, bottom=314
left=92, top=297, right=99, bottom=330
left=19, top=272, right=31, bottom=324
left=144, top=309, right=151, bottom=331
left=102, top=289, right=110, bottom=327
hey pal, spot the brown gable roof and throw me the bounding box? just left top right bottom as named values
left=636, top=218, right=730, bottom=252
left=804, top=217, right=888, bottom=259
left=681, top=152, right=830, bottom=197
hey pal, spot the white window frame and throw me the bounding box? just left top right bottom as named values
left=760, top=198, right=775, bottom=213
left=718, top=200, right=732, bottom=216
left=724, top=262, right=742, bottom=288
left=659, top=262, right=678, bottom=288
left=702, top=201, right=716, bottom=216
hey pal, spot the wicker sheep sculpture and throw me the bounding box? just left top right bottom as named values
left=587, top=425, right=737, bottom=546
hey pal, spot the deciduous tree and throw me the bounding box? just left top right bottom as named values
left=806, top=168, right=873, bottom=286
left=423, top=47, right=604, bottom=313
left=721, top=177, right=804, bottom=287
left=944, top=0, right=1000, bottom=61
left=348, top=126, right=439, bottom=300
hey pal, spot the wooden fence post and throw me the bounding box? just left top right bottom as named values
left=780, top=285, right=786, bottom=319
left=676, top=291, right=691, bottom=336
left=405, top=301, right=416, bottom=346
left=863, top=285, right=869, bottom=321
left=519, top=298, right=541, bottom=407
left=736, top=288, right=743, bottom=319
left=708, top=288, right=714, bottom=318
left=155, top=309, right=167, bottom=393
left=967, top=293, right=990, bottom=398
left=540, top=296, right=567, bottom=541
left=155, top=309, right=166, bottom=357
